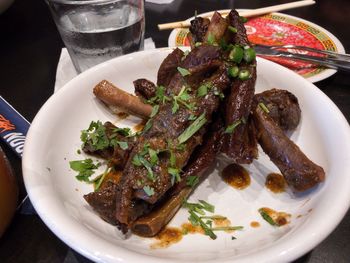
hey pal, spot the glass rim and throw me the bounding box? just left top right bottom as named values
left=46, top=0, right=126, bottom=5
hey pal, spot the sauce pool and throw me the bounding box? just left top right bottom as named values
left=221, top=163, right=251, bottom=190
left=265, top=173, right=286, bottom=193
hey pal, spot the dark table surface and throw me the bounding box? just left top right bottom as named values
left=0, top=0, right=349, bottom=262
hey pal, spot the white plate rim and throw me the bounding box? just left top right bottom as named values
left=23, top=48, right=350, bottom=263
left=168, top=10, right=345, bottom=83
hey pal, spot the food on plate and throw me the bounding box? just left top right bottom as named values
left=71, top=9, right=325, bottom=239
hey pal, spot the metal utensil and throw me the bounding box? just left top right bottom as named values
left=254, top=44, right=350, bottom=72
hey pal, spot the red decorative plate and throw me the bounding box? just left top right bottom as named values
left=168, top=11, right=345, bottom=83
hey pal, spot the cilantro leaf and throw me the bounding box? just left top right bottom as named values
left=143, top=185, right=155, bottom=196
left=186, top=175, right=199, bottom=187
left=177, top=67, right=191, bottom=77
left=69, top=159, right=100, bottom=183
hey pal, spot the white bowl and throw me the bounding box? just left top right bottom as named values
left=23, top=48, right=350, bottom=263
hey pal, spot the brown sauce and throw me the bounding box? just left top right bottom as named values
left=181, top=223, right=204, bottom=235
left=221, top=164, right=251, bottom=190
left=100, top=170, right=122, bottom=189
left=250, top=221, right=260, bottom=228
left=150, top=227, right=183, bottom=249
left=260, top=207, right=291, bottom=226
left=133, top=119, right=147, bottom=132
left=265, top=173, right=286, bottom=193
left=116, top=112, right=129, bottom=120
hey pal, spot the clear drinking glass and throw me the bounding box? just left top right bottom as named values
left=46, top=0, right=145, bottom=73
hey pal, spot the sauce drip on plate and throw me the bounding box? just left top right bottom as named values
left=221, top=164, right=250, bottom=190
left=265, top=173, right=286, bottom=193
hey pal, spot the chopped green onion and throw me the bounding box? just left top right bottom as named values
left=178, top=112, right=207, bottom=144
left=259, top=208, right=277, bottom=226
left=258, top=102, right=270, bottom=113
left=229, top=46, right=244, bottom=63
left=188, top=114, right=197, bottom=121
left=243, top=47, right=256, bottom=63
left=177, top=67, right=191, bottom=76
left=93, top=167, right=110, bottom=191
left=211, top=226, right=244, bottom=231
left=228, top=26, right=237, bottom=33
left=195, top=42, right=202, bottom=47
left=238, top=69, right=251, bottom=80
left=224, top=119, right=242, bottom=134
left=239, top=16, right=248, bottom=23
left=200, top=215, right=227, bottom=220
left=228, top=66, right=239, bottom=78
left=143, top=185, right=155, bottom=196
left=189, top=210, right=217, bottom=240
left=207, top=33, right=215, bottom=45
left=199, top=200, right=215, bottom=213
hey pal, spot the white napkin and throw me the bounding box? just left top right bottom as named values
left=54, top=38, right=156, bottom=93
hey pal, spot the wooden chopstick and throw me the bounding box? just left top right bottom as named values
left=158, top=0, right=315, bottom=30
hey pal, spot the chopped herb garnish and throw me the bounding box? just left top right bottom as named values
left=147, top=85, right=170, bottom=105
left=207, top=33, right=215, bottom=45
left=150, top=105, right=159, bottom=118
left=69, top=159, right=100, bottom=183
left=148, top=148, right=159, bottom=165
left=259, top=208, right=277, bottom=226
left=143, top=185, right=155, bottom=196
left=228, top=26, right=238, bottom=33
left=169, top=149, right=176, bottom=167
left=177, top=66, right=191, bottom=77
left=176, top=143, right=186, bottom=151
left=112, top=127, right=132, bottom=137
left=258, top=102, right=270, bottom=113
left=139, top=156, right=156, bottom=181
left=81, top=121, right=109, bottom=151
left=243, top=47, right=256, bottom=63
left=239, top=16, right=248, bottom=23
left=238, top=69, right=251, bottom=80
left=224, top=119, right=242, bottom=134
left=195, top=42, right=202, bottom=47
left=168, top=167, right=181, bottom=185
left=188, top=114, right=197, bottom=120
left=213, top=88, right=225, bottom=99
left=186, top=175, right=199, bottom=187
left=197, top=82, right=212, bottom=97
left=77, top=149, right=81, bottom=154
left=172, top=86, right=195, bottom=114
left=143, top=119, right=152, bottom=132
left=116, top=141, right=128, bottom=150
left=178, top=112, right=207, bottom=144
left=132, top=154, right=142, bottom=166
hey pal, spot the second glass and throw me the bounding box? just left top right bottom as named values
left=47, top=0, right=145, bottom=73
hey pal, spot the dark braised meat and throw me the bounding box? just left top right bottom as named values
left=253, top=89, right=301, bottom=132
left=132, top=118, right=224, bottom=237
left=221, top=10, right=257, bottom=164
left=253, top=105, right=325, bottom=192
left=133, top=79, right=157, bottom=101
left=115, top=45, right=230, bottom=226
left=83, top=9, right=325, bottom=238
left=157, top=48, right=184, bottom=87
left=189, top=16, right=210, bottom=44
